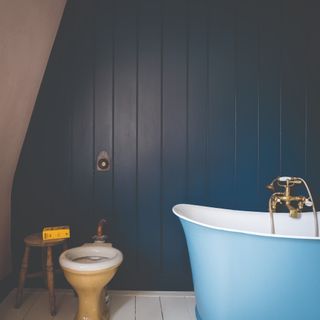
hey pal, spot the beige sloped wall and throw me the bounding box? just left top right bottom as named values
left=0, top=0, right=66, bottom=280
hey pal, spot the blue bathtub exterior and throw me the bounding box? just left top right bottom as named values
left=179, top=217, right=320, bottom=320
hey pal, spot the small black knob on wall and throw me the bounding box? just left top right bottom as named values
left=97, top=151, right=111, bottom=171
left=98, top=158, right=109, bottom=170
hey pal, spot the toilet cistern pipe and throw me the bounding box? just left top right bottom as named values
left=93, top=219, right=108, bottom=242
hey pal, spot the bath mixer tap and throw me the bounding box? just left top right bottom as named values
left=267, top=177, right=307, bottom=218
left=266, top=177, right=319, bottom=236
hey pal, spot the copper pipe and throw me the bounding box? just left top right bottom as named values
left=97, top=219, right=107, bottom=237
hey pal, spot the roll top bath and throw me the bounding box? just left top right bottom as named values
left=173, top=179, right=320, bottom=320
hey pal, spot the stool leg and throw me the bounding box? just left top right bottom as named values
left=46, top=246, right=56, bottom=316
left=15, top=245, right=30, bottom=308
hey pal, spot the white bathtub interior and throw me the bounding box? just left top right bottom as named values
left=173, top=204, right=320, bottom=239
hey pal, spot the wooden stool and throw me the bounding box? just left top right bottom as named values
left=15, top=233, right=68, bottom=316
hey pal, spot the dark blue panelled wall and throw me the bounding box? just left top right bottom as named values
left=12, top=0, right=320, bottom=290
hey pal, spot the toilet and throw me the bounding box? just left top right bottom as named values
left=59, top=245, right=123, bottom=320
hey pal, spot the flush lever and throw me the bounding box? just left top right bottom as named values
left=97, top=151, right=110, bottom=171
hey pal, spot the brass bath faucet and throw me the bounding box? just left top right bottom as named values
left=267, top=177, right=308, bottom=218
left=266, top=177, right=319, bottom=236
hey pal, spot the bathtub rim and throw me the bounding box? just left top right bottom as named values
left=173, top=203, right=320, bottom=241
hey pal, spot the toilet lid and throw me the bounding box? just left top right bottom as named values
left=59, top=246, right=123, bottom=272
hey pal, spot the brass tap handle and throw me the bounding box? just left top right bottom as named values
left=266, top=183, right=275, bottom=192
left=305, top=198, right=313, bottom=207
left=298, top=201, right=304, bottom=210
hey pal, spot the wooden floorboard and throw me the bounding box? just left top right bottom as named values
left=53, top=293, right=78, bottom=320
left=109, top=295, right=136, bottom=320
left=0, top=290, right=39, bottom=320
left=160, top=296, right=194, bottom=320
left=0, top=289, right=196, bottom=320
left=136, top=296, right=163, bottom=320
left=186, top=296, right=196, bottom=319
left=23, top=292, right=55, bottom=320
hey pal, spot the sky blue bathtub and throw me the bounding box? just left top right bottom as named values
left=173, top=204, right=320, bottom=320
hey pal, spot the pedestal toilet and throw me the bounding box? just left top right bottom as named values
left=59, top=245, right=123, bottom=320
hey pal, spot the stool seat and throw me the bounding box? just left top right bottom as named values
left=15, top=232, right=68, bottom=316
left=24, top=233, right=66, bottom=247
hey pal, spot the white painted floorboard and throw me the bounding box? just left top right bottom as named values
left=52, top=293, right=78, bottom=320
left=0, top=289, right=196, bottom=320
left=109, top=295, right=135, bottom=320
left=136, top=296, right=162, bottom=320
left=161, top=296, right=194, bottom=320
left=0, top=290, right=40, bottom=320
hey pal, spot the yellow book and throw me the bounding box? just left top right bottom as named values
left=42, top=226, right=70, bottom=240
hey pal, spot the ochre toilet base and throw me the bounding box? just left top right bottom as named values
left=62, top=266, right=118, bottom=320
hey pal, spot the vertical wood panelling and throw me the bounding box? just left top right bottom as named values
left=113, top=0, right=138, bottom=288
left=281, top=0, right=306, bottom=177
left=50, top=1, right=77, bottom=236
left=187, top=0, right=208, bottom=205
left=258, top=0, right=282, bottom=209
left=70, top=0, right=94, bottom=244
left=208, top=0, right=236, bottom=208
left=234, top=0, right=259, bottom=210
left=162, top=0, right=191, bottom=288
left=306, top=2, right=320, bottom=207
left=12, top=0, right=320, bottom=291
left=94, top=0, right=114, bottom=231
left=44, top=2, right=75, bottom=228
left=137, top=0, right=162, bottom=288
